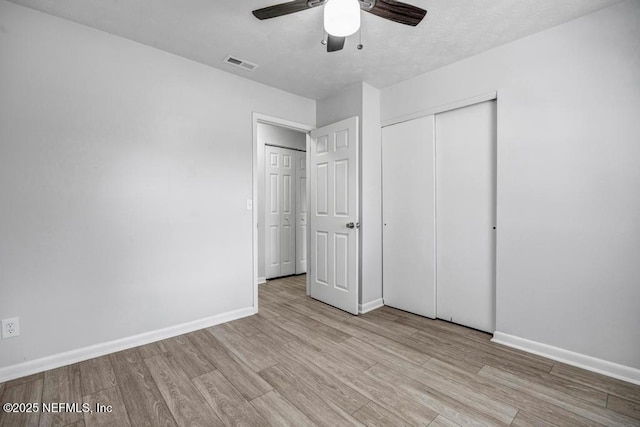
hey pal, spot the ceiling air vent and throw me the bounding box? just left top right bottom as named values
left=223, top=55, right=259, bottom=72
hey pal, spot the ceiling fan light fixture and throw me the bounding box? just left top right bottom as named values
left=324, top=0, right=361, bottom=37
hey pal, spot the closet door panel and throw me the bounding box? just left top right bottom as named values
left=382, top=115, right=436, bottom=318
left=265, top=146, right=297, bottom=279
left=436, top=100, right=496, bottom=333
left=295, top=152, right=307, bottom=274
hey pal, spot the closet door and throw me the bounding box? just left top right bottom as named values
left=436, top=100, right=497, bottom=333
left=295, top=152, right=307, bottom=274
left=382, top=115, right=436, bottom=318
left=265, top=146, right=296, bottom=279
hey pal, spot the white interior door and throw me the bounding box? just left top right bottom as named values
left=436, top=100, right=497, bottom=333
left=382, top=115, right=436, bottom=318
left=265, top=146, right=296, bottom=279
left=309, top=117, right=359, bottom=315
left=295, top=152, right=307, bottom=274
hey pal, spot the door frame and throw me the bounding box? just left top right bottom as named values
left=252, top=113, right=314, bottom=313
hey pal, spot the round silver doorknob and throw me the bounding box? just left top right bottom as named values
left=346, top=222, right=355, bottom=229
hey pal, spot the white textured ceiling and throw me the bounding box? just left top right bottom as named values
left=8, top=0, right=623, bottom=99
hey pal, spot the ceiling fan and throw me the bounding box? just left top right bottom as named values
left=252, top=0, right=427, bottom=52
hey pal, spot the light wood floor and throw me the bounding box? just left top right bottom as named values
left=1, top=275, right=639, bottom=426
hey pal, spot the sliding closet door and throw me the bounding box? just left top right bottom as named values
left=436, top=100, right=496, bottom=333
left=382, top=116, right=436, bottom=318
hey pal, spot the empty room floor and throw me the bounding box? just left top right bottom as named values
left=1, top=275, right=639, bottom=426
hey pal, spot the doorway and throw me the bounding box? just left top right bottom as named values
left=252, top=114, right=314, bottom=312
left=252, top=113, right=361, bottom=316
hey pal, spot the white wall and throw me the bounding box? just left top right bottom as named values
left=360, top=84, right=382, bottom=307
left=256, top=123, right=307, bottom=280
left=0, top=1, right=315, bottom=372
left=317, top=83, right=383, bottom=309
left=317, top=83, right=363, bottom=129
left=382, top=0, right=640, bottom=371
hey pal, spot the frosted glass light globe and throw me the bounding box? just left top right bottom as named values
left=324, top=0, right=361, bottom=37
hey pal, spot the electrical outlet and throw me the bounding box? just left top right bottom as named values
left=2, top=317, right=20, bottom=339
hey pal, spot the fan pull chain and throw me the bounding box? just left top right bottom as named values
left=357, top=21, right=364, bottom=50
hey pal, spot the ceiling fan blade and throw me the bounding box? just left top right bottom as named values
left=327, top=35, right=346, bottom=52
left=365, top=0, right=427, bottom=26
left=252, top=0, right=312, bottom=20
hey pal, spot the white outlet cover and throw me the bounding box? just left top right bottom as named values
left=2, top=317, right=20, bottom=339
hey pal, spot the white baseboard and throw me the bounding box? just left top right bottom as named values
left=258, top=277, right=267, bottom=285
left=359, top=298, right=384, bottom=314
left=492, top=331, right=640, bottom=386
left=0, top=306, right=255, bottom=383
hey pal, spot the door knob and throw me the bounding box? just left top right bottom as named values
left=346, top=222, right=360, bottom=229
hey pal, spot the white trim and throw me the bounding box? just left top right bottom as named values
left=0, top=306, right=254, bottom=383
left=254, top=113, right=315, bottom=133
left=382, top=91, right=498, bottom=128
left=431, top=114, right=438, bottom=318
left=305, top=133, right=311, bottom=297
left=492, top=331, right=640, bottom=386
left=258, top=276, right=267, bottom=285
left=252, top=113, right=314, bottom=314
left=359, top=298, right=384, bottom=314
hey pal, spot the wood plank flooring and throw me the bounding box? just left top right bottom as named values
left=1, top=274, right=639, bottom=426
